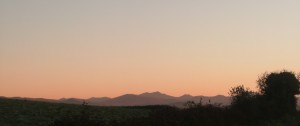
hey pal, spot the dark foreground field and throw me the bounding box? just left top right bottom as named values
left=0, top=98, right=300, bottom=126
left=0, top=98, right=152, bottom=126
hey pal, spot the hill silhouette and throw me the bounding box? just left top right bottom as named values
left=1, top=92, right=231, bottom=106
left=2, top=92, right=299, bottom=108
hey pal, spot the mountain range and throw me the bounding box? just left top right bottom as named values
left=2, top=92, right=299, bottom=107
left=1, top=92, right=231, bottom=107
left=63, top=92, right=233, bottom=106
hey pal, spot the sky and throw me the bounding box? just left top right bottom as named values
left=1, top=0, right=300, bottom=99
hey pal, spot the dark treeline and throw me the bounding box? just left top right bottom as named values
left=50, top=70, right=300, bottom=126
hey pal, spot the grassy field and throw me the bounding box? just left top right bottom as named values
left=0, top=98, right=152, bottom=126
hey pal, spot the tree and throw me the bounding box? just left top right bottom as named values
left=257, top=70, right=300, bottom=114
left=229, top=85, right=257, bottom=106
left=229, top=85, right=260, bottom=117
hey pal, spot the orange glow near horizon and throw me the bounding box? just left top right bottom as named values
left=1, top=1, right=300, bottom=99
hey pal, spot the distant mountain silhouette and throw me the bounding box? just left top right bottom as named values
left=0, top=92, right=230, bottom=106
left=96, top=92, right=232, bottom=106
left=139, top=91, right=176, bottom=99
left=87, top=97, right=111, bottom=104
left=170, top=95, right=231, bottom=107
left=59, top=98, right=85, bottom=104
left=179, top=94, right=194, bottom=100
left=99, top=94, right=178, bottom=106
left=2, top=93, right=299, bottom=107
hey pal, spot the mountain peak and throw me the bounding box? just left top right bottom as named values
left=139, top=91, right=175, bottom=99
left=141, top=91, right=162, bottom=95
left=180, top=94, right=193, bottom=98
left=153, top=91, right=161, bottom=94
left=178, top=94, right=194, bottom=101
left=214, top=95, right=226, bottom=98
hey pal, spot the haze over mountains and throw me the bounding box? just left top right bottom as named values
left=2, top=92, right=300, bottom=107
